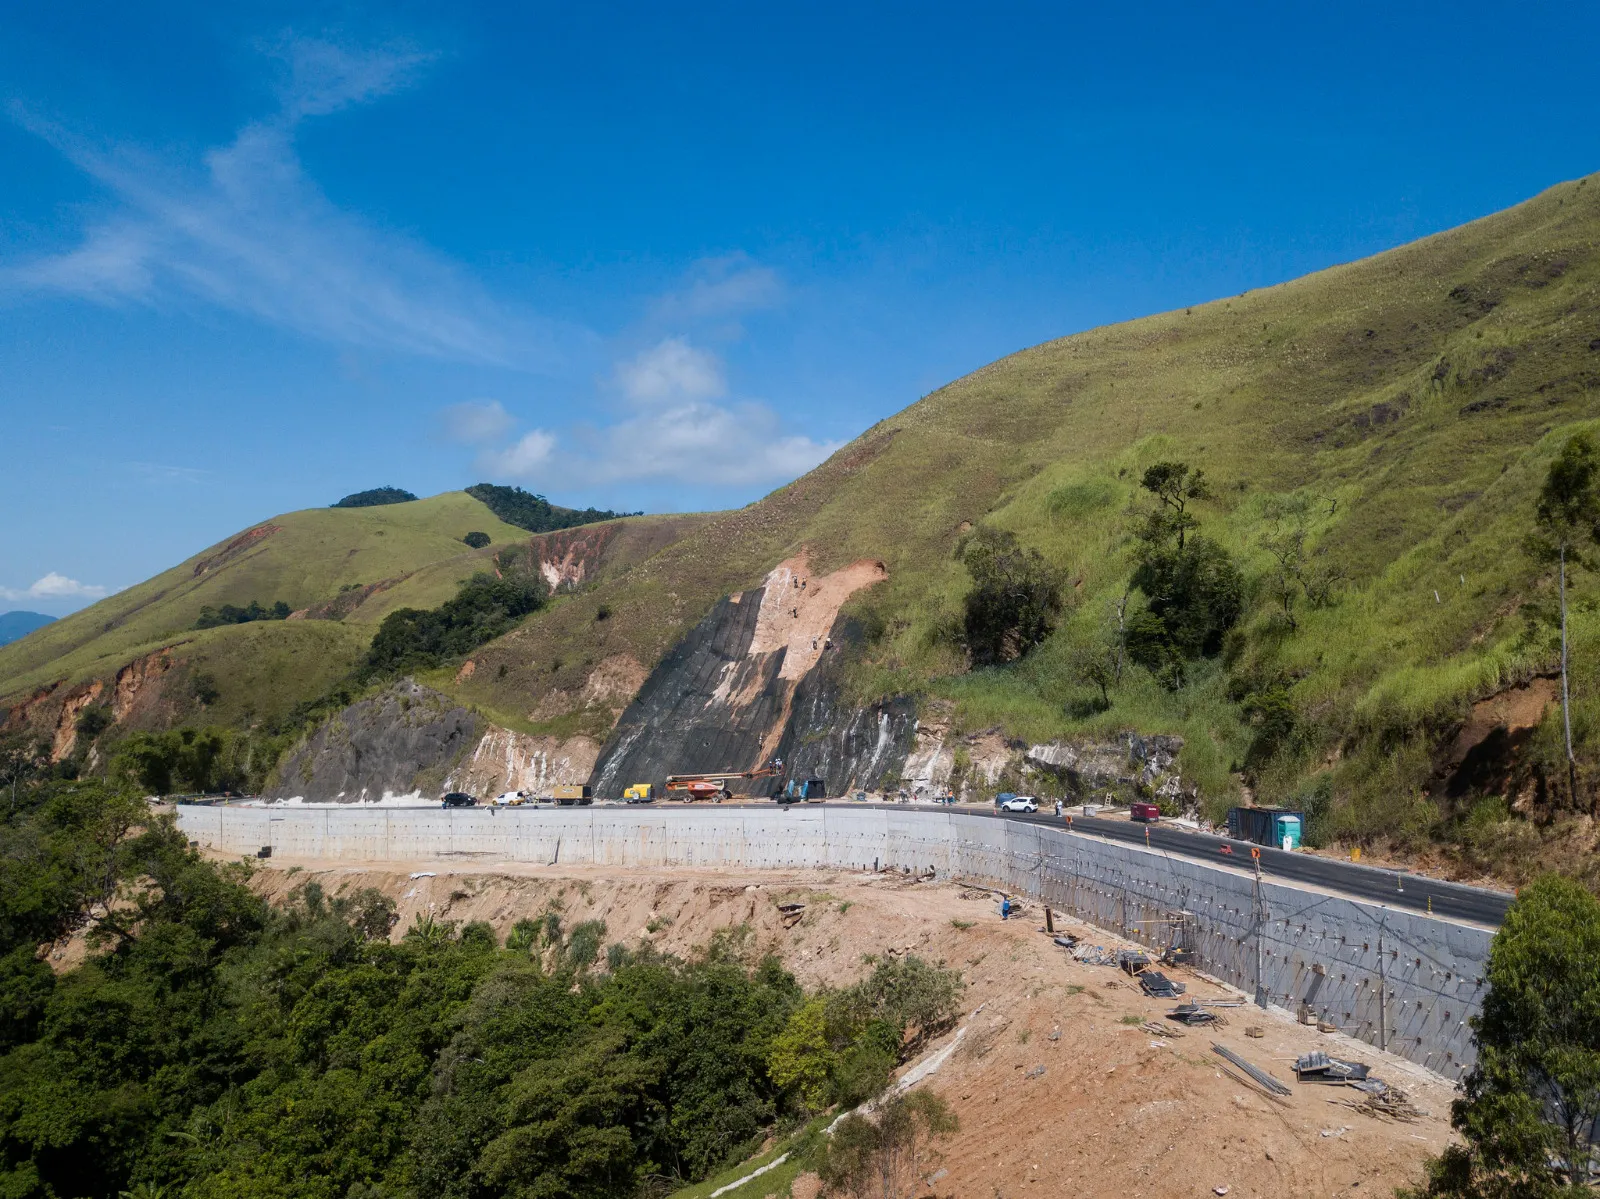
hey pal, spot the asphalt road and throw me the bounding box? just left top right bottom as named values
left=970, top=806, right=1514, bottom=926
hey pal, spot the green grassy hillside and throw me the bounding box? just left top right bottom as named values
left=0, top=492, right=527, bottom=702
left=448, top=172, right=1600, bottom=862
left=11, top=173, right=1600, bottom=871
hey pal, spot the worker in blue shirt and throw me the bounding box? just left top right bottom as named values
left=1000, top=896, right=1012, bottom=920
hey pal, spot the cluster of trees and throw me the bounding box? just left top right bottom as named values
left=465, top=483, right=638, bottom=534
left=363, top=569, right=547, bottom=678
left=0, top=773, right=963, bottom=1198
left=955, top=460, right=1245, bottom=695
left=332, top=487, right=418, bottom=508
left=193, top=600, right=291, bottom=629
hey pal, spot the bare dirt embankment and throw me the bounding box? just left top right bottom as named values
left=246, top=858, right=1458, bottom=1199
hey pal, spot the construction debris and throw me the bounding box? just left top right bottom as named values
left=777, top=902, right=806, bottom=929
left=1335, top=1082, right=1424, bottom=1122
left=1244, top=1025, right=1264, bottom=1039
left=1169, top=1003, right=1224, bottom=1027
left=1139, top=970, right=1187, bottom=998
left=1294, top=1051, right=1371, bottom=1084
left=1212, top=1043, right=1293, bottom=1096
left=1142, top=1020, right=1183, bottom=1038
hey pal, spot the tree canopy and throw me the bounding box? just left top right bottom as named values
left=1408, top=873, right=1600, bottom=1198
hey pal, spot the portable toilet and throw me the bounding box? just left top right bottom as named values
left=1275, top=813, right=1303, bottom=850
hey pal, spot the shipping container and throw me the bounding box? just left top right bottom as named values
left=1227, top=806, right=1304, bottom=849
left=552, top=784, right=593, bottom=806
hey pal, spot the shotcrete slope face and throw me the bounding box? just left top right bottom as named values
left=591, top=555, right=887, bottom=795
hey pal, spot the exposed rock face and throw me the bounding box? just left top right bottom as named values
left=532, top=523, right=621, bottom=591
left=590, top=555, right=892, bottom=797
left=268, top=680, right=479, bottom=802
left=52, top=682, right=105, bottom=761
left=771, top=621, right=918, bottom=795
left=444, top=726, right=601, bottom=797
left=1026, top=732, right=1185, bottom=796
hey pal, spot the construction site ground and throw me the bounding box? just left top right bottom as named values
left=245, top=855, right=1459, bottom=1199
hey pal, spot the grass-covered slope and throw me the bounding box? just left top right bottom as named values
left=0, top=493, right=528, bottom=702
left=453, top=172, right=1600, bottom=847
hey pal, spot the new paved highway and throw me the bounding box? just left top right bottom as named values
left=966, top=806, right=1514, bottom=926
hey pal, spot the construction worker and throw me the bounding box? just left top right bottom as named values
left=1054, top=798, right=1062, bottom=817
left=1000, top=896, right=1012, bottom=920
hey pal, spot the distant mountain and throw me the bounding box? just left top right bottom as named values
left=0, top=611, right=54, bottom=647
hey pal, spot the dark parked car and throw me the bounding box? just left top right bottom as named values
left=441, top=792, right=476, bottom=808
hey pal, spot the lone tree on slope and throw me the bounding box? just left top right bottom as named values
left=1532, top=432, right=1600, bottom=805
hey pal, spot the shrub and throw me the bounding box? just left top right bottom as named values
left=462, top=530, right=491, bottom=548
left=957, top=527, right=1067, bottom=666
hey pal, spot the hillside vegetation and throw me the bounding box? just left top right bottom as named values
left=450, top=172, right=1600, bottom=863
left=8, top=173, right=1600, bottom=869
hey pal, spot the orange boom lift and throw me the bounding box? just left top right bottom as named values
left=665, top=758, right=782, bottom=802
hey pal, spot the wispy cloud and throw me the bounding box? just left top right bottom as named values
left=650, top=253, right=784, bottom=322
left=5, top=38, right=579, bottom=368
left=1, top=572, right=108, bottom=602
left=479, top=429, right=558, bottom=477
left=440, top=399, right=517, bottom=444
left=130, top=461, right=210, bottom=484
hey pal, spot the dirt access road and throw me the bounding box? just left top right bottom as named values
left=248, top=856, right=1459, bottom=1198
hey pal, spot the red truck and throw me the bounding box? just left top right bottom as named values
left=1129, top=802, right=1161, bottom=823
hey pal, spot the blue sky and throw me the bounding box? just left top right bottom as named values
left=3, top=1, right=1598, bottom=616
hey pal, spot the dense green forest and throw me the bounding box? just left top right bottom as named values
left=332, top=488, right=420, bottom=509
left=0, top=777, right=961, bottom=1199
left=464, top=484, right=638, bottom=535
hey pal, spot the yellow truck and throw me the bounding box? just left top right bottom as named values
left=622, top=783, right=655, bottom=803
left=552, top=784, right=593, bottom=806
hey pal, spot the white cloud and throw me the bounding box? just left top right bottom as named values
left=478, top=429, right=557, bottom=477
left=1, top=572, right=108, bottom=602
left=585, top=401, right=838, bottom=487
left=441, top=399, right=516, bottom=444
left=4, top=39, right=578, bottom=368
left=652, top=253, right=783, bottom=321
left=616, top=337, right=726, bottom=404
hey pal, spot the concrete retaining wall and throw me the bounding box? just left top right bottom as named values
left=177, top=804, right=1490, bottom=1080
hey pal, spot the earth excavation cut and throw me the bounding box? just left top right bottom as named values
left=238, top=854, right=1462, bottom=1199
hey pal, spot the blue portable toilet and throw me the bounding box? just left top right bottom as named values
left=1274, top=813, right=1303, bottom=850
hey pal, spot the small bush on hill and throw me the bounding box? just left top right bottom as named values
left=466, top=482, right=638, bottom=534
left=461, top=530, right=491, bottom=548
left=332, top=486, right=418, bottom=508
left=363, top=571, right=547, bottom=677
left=193, top=599, right=290, bottom=629
left=958, top=527, right=1067, bottom=666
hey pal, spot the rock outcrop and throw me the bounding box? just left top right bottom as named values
left=590, top=555, right=893, bottom=797
left=268, top=680, right=479, bottom=802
